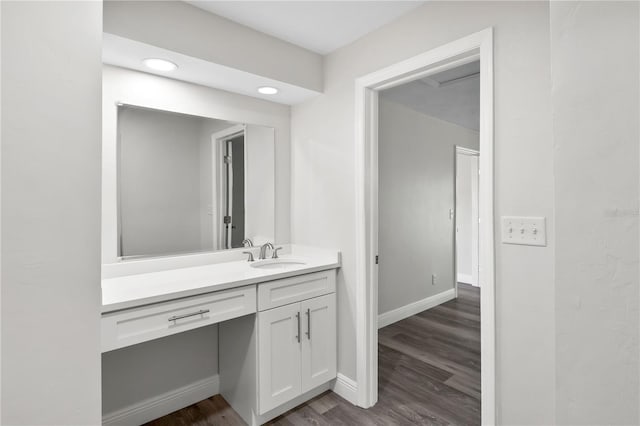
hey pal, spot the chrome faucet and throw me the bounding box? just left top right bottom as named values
left=242, top=238, right=253, bottom=247
left=242, top=251, right=255, bottom=262
left=258, top=242, right=274, bottom=260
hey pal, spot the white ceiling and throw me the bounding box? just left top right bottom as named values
left=381, top=61, right=480, bottom=131
left=186, top=1, right=426, bottom=54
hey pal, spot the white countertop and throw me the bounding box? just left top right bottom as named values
left=102, top=246, right=340, bottom=313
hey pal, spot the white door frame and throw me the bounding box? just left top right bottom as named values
left=354, top=28, right=495, bottom=424
left=455, top=146, right=480, bottom=288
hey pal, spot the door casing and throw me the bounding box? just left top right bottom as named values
left=353, top=28, right=495, bottom=424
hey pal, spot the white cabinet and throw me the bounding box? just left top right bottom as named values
left=102, top=262, right=340, bottom=426
left=220, top=270, right=337, bottom=424
left=258, top=293, right=337, bottom=414
left=258, top=302, right=302, bottom=412
left=258, top=269, right=336, bottom=311
left=301, top=294, right=337, bottom=392
left=101, top=284, right=256, bottom=352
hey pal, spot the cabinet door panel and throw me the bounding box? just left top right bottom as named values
left=258, top=302, right=301, bottom=414
left=301, top=293, right=337, bottom=393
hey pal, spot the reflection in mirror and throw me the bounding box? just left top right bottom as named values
left=117, top=105, right=275, bottom=258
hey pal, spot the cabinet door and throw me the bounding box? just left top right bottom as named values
left=301, top=293, right=337, bottom=393
left=258, top=302, right=302, bottom=414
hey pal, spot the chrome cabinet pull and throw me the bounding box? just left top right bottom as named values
left=305, top=308, right=311, bottom=340
left=296, top=312, right=301, bottom=343
left=168, top=309, right=210, bottom=323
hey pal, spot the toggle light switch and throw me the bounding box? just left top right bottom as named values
left=501, top=216, right=547, bottom=246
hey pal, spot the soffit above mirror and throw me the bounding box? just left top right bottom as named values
left=103, top=0, right=323, bottom=101
left=103, top=33, right=321, bottom=106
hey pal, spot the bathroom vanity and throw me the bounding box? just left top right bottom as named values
left=101, top=246, right=340, bottom=425
left=100, top=69, right=338, bottom=424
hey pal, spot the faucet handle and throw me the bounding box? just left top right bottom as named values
left=242, top=251, right=255, bottom=262
left=272, top=247, right=283, bottom=259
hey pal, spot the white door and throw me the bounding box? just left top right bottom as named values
left=301, top=294, right=337, bottom=393
left=455, top=150, right=480, bottom=287
left=470, top=155, right=479, bottom=286
left=258, top=302, right=302, bottom=414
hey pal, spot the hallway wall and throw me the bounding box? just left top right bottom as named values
left=377, top=97, right=478, bottom=315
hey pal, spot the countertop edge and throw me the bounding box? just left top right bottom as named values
left=102, top=262, right=340, bottom=314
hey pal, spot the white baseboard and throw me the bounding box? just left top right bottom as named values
left=332, top=373, right=358, bottom=405
left=102, top=375, right=219, bottom=426
left=457, top=273, right=474, bottom=285
left=378, top=288, right=456, bottom=329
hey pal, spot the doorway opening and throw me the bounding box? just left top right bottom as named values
left=212, top=125, right=246, bottom=250
left=354, top=28, right=494, bottom=424
left=456, top=147, right=480, bottom=289
left=221, top=133, right=246, bottom=249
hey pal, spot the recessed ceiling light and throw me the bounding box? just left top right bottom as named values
left=143, top=58, right=178, bottom=72
left=258, top=86, right=279, bottom=95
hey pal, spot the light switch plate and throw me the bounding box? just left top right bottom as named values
left=501, top=216, right=547, bottom=246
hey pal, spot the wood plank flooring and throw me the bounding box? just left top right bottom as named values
left=145, top=284, right=481, bottom=426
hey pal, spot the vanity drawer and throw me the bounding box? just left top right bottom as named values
left=102, top=285, right=257, bottom=352
left=257, top=270, right=336, bottom=311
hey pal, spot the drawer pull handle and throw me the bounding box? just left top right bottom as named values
left=168, top=309, right=210, bottom=323
left=296, top=312, right=301, bottom=343
left=305, top=308, right=311, bottom=340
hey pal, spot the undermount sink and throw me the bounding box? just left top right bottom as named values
left=250, top=258, right=307, bottom=269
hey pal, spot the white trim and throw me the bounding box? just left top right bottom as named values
left=457, top=273, right=474, bottom=285
left=210, top=124, right=245, bottom=143
left=331, top=373, right=358, bottom=405
left=456, top=146, right=480, bottom=156
left=102, top=375, right=219, bottom=426
left=377, top=289, right=456, bottom=329
left=354, top=28, right=495, bottom=425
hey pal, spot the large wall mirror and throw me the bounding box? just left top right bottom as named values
left=117, top=104, right=275, bottom=259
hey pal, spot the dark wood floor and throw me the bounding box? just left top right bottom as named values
left=145, top=284, right=481, bottom=426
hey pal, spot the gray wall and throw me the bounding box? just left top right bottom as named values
left=119, top=107, right=209, bottom=256
left=551, top=2, right=639, bottom=423
left=378, top=98, right=478, bottom=315
left=102, top=325, right=218, bottom=414
left=119, top=107, right=234, bottom=256
left=291, top=2, right=556, bottom=423
left=1, top=1, right=102, bottom=424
